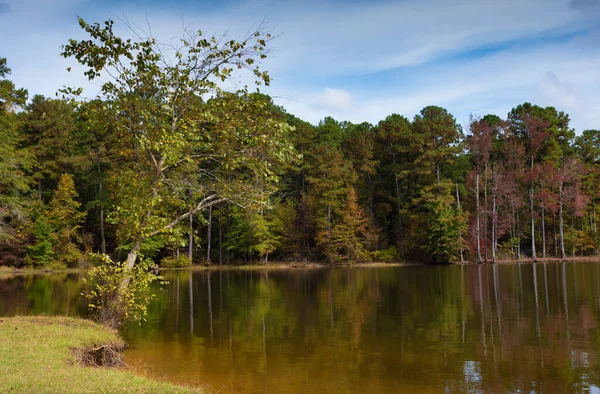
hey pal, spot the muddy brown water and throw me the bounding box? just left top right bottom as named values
left=2, top=263, right=600, bottom=393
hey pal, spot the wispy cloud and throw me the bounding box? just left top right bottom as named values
left=0, top=0, right=599, bottom=131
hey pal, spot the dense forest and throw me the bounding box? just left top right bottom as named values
left=1, top=22, right=599, bottom=267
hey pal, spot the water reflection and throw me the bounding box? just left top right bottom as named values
left=122, top=264, right=600, bottom=393
left=3, top=264, right=600, bottom=393
left=0, top=273, right=87, bottom=317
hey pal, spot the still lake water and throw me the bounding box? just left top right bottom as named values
left=2, top=263, right=600, bottom=393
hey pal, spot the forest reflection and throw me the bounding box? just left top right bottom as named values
left=124, top=264, right=600, bottom=394
left=2, top=264, right=600, bottom=393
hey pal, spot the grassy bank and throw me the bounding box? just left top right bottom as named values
left=0, top=316, right=202, bottom=393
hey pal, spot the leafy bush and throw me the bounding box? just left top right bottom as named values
left=497, top=237, right=520, bottom=260
left=83, top=253, right=165, bottom=328
left=372, top=246, right=399, bottom=263
left=160, top=255, right=191, bottom=268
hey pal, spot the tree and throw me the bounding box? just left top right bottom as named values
left=420, top=182, right=468, bottom=263
left=22, top=96, right=76, bottom=201
left=306, top=142, right=356, bottom=256
left=554, top=158, right=587, bottom=259
left=0, top=58, right=30, bottom=243
left=0, top=57, right=27, bottom=112
left=72, top=100, right=115, bottom=254
left=321, top=187, right=370, bottom=263
left=508, top=103, right=574, bottom=260
left=25, top=215, right=54, bottom=267
left=373, top=114, right=416, bottom=250
left=47, top=173, right=87, bottom=267
left=248, top=208, right=281, bottom=263
left=410, top=106, right=464, bottom=261
left=342, top=122, right=377, bottom=214
left=467, top=116, right=492, bottom=263
left=575, top=130, right=600, bottom=254
left=412, top=106, right=462, bottom=184
left=61, top=18, right=297, bottom=321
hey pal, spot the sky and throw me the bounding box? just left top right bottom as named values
left=1, top=0, right=599, bottom=132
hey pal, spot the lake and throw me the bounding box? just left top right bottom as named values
left=2, top=263, right=600, bottom=393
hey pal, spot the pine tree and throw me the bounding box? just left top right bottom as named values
left=47, top=174, right=86, bottom=266
left=0, top=57, right=30, bottom=244
left=25, top=215, right=54, bottom=267
left=249, top=210, right=281, bottom=263
left=321, top=188, right=370, bottom=263
left=421, top=184, right=468, bottom=263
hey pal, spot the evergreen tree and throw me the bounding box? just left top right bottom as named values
left=47, top=174, right=86, bottom=267
left=321, top=188, right=370, bottom=263
left=25, top=215, right=54, bottom=267
left=22, top=96, right=76, bottom=201
left=249, top=209, right=281, bottom=263
left=421, top=184, right=468, bottom=263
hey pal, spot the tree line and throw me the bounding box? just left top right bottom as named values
left=1, top=20, right=599, bottom=268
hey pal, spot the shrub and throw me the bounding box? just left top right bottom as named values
left=160, top=255, right=191, bottom=268
left=83, top=253, right=165, bottom=328
left=372, top=246, right=399, bottom=263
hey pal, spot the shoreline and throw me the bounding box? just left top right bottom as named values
left=453, top=256, right=600, bottom=265
left=162, top=261, right=412, bottom=272
left=2, top=256, right=600, bottom=277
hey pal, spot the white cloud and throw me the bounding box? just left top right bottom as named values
left=275, top=36, right=600, bottom=131
left=1, top=0, right=599, bottom=131
left=539, top=72, right=585, bottom=114
left=313, top=88, right=353, bottom=112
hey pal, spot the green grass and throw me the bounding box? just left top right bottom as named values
left=0, top=316, right=204, bottom=393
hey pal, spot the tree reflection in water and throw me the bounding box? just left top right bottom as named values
left=3, top=264, right=600, bottom=393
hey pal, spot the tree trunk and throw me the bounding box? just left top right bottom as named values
left=368, top=173, right=374, bottom=215
left=99, top=201, right=106, bottom=255
left=571, top=212, right=575, bottom=258
left=476, top=172, right=482, bottom=263
left=116, top=239, right=142, bottom=300
left=484, top=162, right=488, bottom=262
left=125, top=241, right=141, bottom=270
left=491, top=160, right=497, bottom=262
left=559, top=184, right=566, bottom=260
left=188, top=213, right=193, bottom=261
left=541, top=205, right=546, bottom=259
left=594, top=199, right=598, bottom=255
left=516, top=209, right=521, bottom=260
left=530, top=156, right=537, bottom=261
left=96, top=147, right=106, bottom=255
left=594, top=199, right=598, bottom=235
left=393, top=152, right=402, bottom=245
left=455, top=183, right=464, bottom=263
left=510, top=206, right=516, bottom=259
left=219, top=219, right=223, bottom=266
left=327, top=204, right=332, bottom=242
left=207, top=205, right=212, bottom=263
left=226, top=204, right=231, bottom=265
left=553, top=213, right=558, bottom=257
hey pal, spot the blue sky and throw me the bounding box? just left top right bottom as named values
left=1, top=0, right=599, bottom=131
